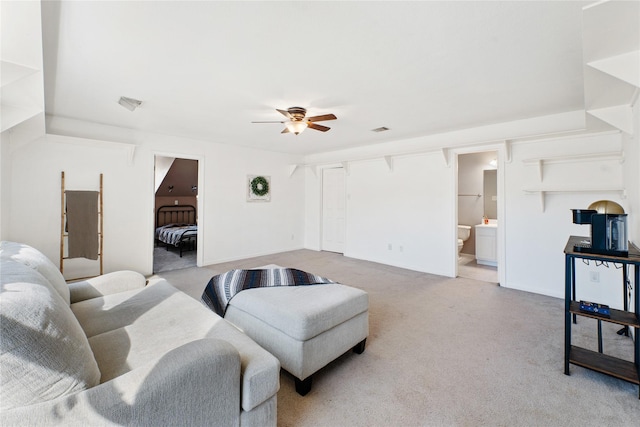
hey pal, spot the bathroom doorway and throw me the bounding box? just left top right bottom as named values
left=456, top=151, right=499, bottom=283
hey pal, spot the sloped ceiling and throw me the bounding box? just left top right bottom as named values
left=156, top=158, right=198, bottom=197
left=41, top=1, right=588, bottom=155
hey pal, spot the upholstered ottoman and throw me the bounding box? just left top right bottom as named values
left=223, top=270, right=369, bottom=396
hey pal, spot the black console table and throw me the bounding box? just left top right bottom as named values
left=564, top=236, right=640, bottom=398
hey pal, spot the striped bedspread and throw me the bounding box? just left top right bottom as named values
left=201, top=268, right=336, bottom=316
left=155, top=224, right=197, bottom=246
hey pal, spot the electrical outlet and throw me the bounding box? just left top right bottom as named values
left=589, top=271, right=600, bottom=283
left=388, top=243, right=392, bottom=250
left=399, top=245, right=404, bottom=253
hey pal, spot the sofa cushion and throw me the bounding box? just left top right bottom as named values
left=84, top=279, right=280, bottom=412
left=0, top=260, right=101, bottom=410
left=0, top=241, right=70, bottom=305
left=68, top=270, right=146, bottom=304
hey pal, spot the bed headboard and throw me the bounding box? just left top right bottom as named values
left=156, top=205, right=197, bottom=227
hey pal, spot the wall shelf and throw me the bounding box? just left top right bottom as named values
left=522, top=151, right=624, bottom=181
left=1, top=61, right=38, bottom=88
left=0, top=103, right=43, bottom=133
left=0, top=60, right=44, bottom=133
left=587, top=50, right=640, bottom=88
left=582, top=1, right=639, bottom=135
left=523, top=187, right=626, bottom=212
left=587, top=105, right=635, bottom=135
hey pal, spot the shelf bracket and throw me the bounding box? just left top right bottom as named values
left=441, top=148, right=450, bottom=167
left=341, top=161, right=350, bottom=176
left=288, top=164, right=299, bottom=177
left=383, top=155, right=394, bottom=172
left=307, top=165, right=318, bottom=177
left=125, top=145, right=136, bottom=166
left=522, top=189, right=545, bottom=212
left=536, top=159, right=543, bottom=182
left=503, top=140, right=512, bottom=163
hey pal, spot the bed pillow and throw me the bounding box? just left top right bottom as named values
left=0, top=241, right=70, bottom=305
left=0, top=260, right=101, bottom=410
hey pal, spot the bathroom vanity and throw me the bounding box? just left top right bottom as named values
left=475, top=223, right=497, bottom=266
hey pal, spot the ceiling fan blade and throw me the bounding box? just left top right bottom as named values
left=307, top=122, right=331, bottom=132
left=281, top=127, right=290, bottom=134
left=307, top=113, right=337, bottom=122
left=277, top=109, right=293, bottom=119
left=251, top=121, right=285, bottom=123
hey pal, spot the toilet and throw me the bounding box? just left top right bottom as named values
left=457, top=225, right=471, bottom=258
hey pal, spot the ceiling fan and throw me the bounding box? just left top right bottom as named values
left=252, top=107, right=337, bottom=135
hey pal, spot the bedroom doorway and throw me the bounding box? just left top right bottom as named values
left=153, top=156, right=199, bottom=273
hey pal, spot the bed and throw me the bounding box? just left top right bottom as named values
left=155, top=205, right=197, bottom=257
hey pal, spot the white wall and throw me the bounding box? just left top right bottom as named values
left=4, top=109, right=637, bottom=302
left=620, top=98, right=639, bottom=318
left=305, top=152, right=455, bottom=277
left=304, top=166, right=322, bottom=251
left=0, top=0, right=45, bottom=134
left=347, top=154, right=454, bottom=276
left=304, top=127, right=630, bottom=300
left=6, top=127, right=305, bottom=277
left=622, top=101, right=640, bottom=247
left=504, top=132, right=625, bottom=299
left=0, top=130, right=10, bottom=239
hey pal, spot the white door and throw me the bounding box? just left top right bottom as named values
left=322, top=167, right=346, bottom=253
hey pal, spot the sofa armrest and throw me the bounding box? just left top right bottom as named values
left=69, top=270, right=146, bottom=303
left=1, top=339, right=241, bottom=426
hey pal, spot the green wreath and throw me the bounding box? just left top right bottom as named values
left=250, top=176, right=269, bottom=196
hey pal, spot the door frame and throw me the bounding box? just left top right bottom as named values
left=149, top=151, right=205, bottom=272
left=451, top=143, right=506, bottom=285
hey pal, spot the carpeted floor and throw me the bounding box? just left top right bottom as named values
left=458, top=253, right=498, bottom=283
left=153, top=245, right=196, bottom=273
left=151, top=249, right=640, bottom=426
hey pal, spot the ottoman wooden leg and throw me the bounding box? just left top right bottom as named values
left=353, top=338, right=366, bottom=354
left=295, top=376, right=312, bottom=396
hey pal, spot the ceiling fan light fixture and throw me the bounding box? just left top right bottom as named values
left=286, top=120, right=307, bottom=135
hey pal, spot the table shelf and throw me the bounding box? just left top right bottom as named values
left=564, top=236, right=640, bottom=399
left=570, top=346, right=639, bottom=385
left=570, top=301, right=640, bottom=328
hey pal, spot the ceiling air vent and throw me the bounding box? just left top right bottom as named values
left=118, top=96, right=143, bottom=111
left=371, top=126, right=390, bottom=132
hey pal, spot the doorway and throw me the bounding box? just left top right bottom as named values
left=153, top=156, right=199, bottom=273
left=456, top=151, right=499, bottom=283
left=321, top=167, right=346, bottom=253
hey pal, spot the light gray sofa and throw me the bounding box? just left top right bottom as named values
left=0, top=241, right=280, bottom=426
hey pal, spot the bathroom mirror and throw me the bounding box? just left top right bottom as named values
left=483, top=169, right=497, bottom=219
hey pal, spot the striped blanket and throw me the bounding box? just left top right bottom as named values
left=201, top=268, right=336, bottom=316
left=155, top=224, right=197, bottom=247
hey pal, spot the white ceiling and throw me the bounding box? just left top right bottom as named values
left=41, top=1, right=589, bottom=155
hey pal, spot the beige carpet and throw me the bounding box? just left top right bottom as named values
left=152, top=249, right=640, bottom=426
left=457, top=253, right=498, bottom=283
left=153, top=245, right=196, bottom=273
